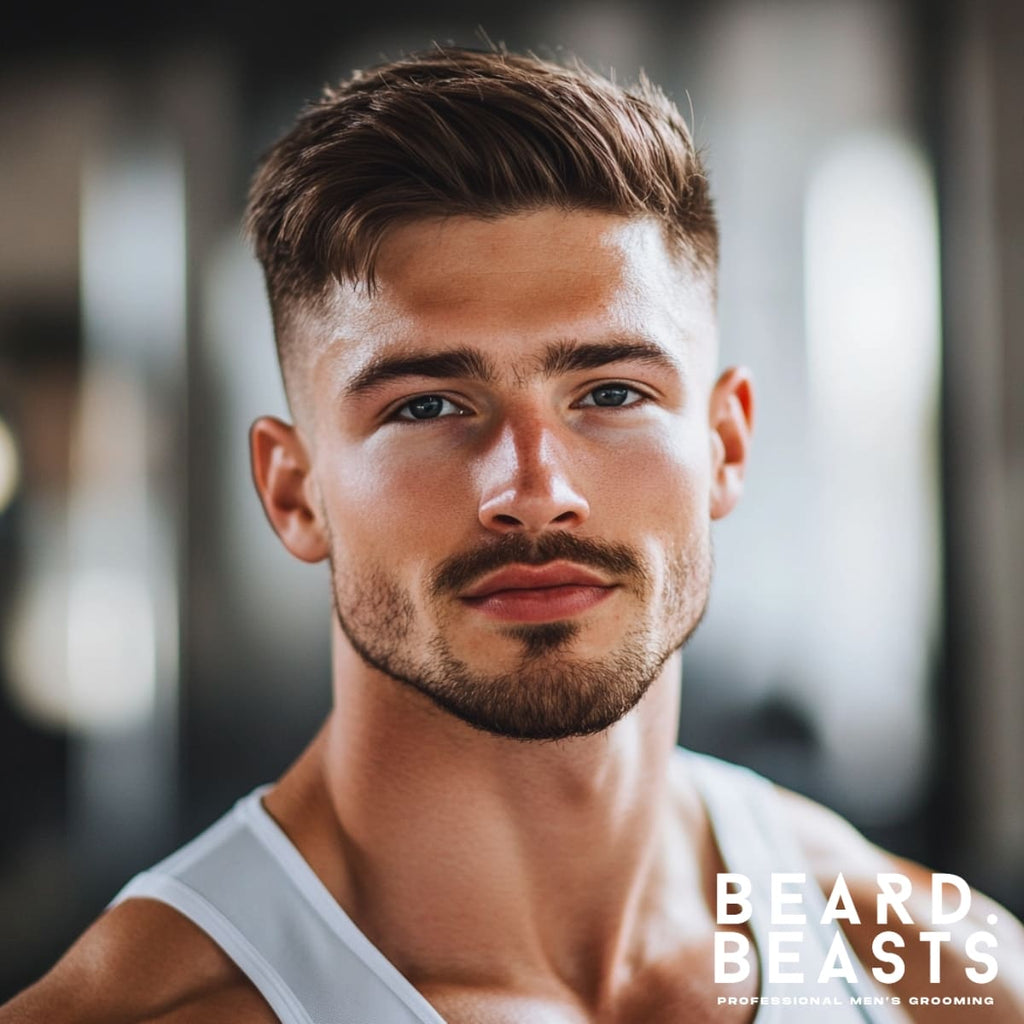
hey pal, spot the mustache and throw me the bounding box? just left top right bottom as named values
left=429, top=532, right=649, bottom=596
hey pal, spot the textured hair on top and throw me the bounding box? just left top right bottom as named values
left=245, top=46, right=718, bottom=356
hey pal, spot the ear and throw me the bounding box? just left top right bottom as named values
left=249, top=416, right=330, bottom=563
left=708, top=367, right=754, bottom=521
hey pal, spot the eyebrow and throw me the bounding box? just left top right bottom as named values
left=341, top=337, right=680, bottom=398
left=343, top=347, right=497, bottom=397
left=538, top=339, right=680, bottom=377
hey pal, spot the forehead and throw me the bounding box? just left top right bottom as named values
left=308, top=210, right=716, bottom=384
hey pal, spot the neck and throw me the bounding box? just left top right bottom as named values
left=270, top=625, right=694, bottom=1007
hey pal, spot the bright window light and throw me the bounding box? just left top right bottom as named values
left=803, top=131, right=942, bottom=819
left=0, top=417, right=19, bottom=514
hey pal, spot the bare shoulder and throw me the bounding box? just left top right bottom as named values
left=776, top=785, right=1024, bottom=1022
left=0, top=898, right=277, bottom=1024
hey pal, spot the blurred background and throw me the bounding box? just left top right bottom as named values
left=1, top=0, right=1022, bottom=997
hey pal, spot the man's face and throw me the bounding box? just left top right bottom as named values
left=295, top=210, right=733, bottom=740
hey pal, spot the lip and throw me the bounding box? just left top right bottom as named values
left=462, top=562, right=613, bottom=598
left=460, top=562, right=618, bottom=623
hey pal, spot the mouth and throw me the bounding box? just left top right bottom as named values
left=460, top=562, right=618, bottom=623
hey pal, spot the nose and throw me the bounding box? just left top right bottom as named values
left=477, top=416, right=590, bottom=534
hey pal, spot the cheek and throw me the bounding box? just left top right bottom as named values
left=318, top=445, right=473, bottom=561
left=593, top=424, right=712, bottom=529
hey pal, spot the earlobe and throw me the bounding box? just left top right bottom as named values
left=709, top=367, right=754, bottom=521
left=249, top=416, right=330, bottom=563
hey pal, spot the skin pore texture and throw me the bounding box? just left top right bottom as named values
left=312, top=214, right=717, bottom=742
left=4, top=210, right=1023, bottom=1024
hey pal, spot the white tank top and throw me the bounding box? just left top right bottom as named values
left=111, top=750, right=901, bottom=1023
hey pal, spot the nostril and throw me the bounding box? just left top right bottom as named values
left=494, top=514, right=522, bottom=527
left=552, top=511, right=577, bottom=524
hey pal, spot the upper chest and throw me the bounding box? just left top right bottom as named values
left=415, top=933, right=761, bottom=1024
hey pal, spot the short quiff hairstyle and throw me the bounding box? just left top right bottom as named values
left=245, top=47, right=718, bottom=371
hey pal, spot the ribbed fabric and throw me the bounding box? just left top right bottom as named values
left=111, top=750, right=899, bottom=1023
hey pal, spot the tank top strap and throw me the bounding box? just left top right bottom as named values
left=111, top=788, right=446, bottom=1024
left=682, top=749, right=903, bottom=1024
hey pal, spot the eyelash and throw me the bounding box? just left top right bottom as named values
left=393, top=394, right=468, bottom=421
left=575, top=383, right=646, bottom=409
left=390, top=382, right=649, bottom=423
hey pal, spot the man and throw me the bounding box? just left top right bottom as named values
left=3, top=47, right=1022, bottom=1024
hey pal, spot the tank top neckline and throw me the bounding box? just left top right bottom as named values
left=238, top=748, right=777, bottom=1024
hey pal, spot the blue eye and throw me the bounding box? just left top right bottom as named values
left=396, top=395, right=464, bottom=420
left=579, top=384, right=643, bottom=408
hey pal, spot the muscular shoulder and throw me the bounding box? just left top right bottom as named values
left=776, top=785, right=1024, bottom=1021
left=0, top=898, right=277, bottom=1024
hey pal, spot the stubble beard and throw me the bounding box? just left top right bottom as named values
left=329, top=533, right=711, bottom=742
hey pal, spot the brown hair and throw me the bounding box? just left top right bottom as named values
left=246, top=47, right=717, bottom=363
